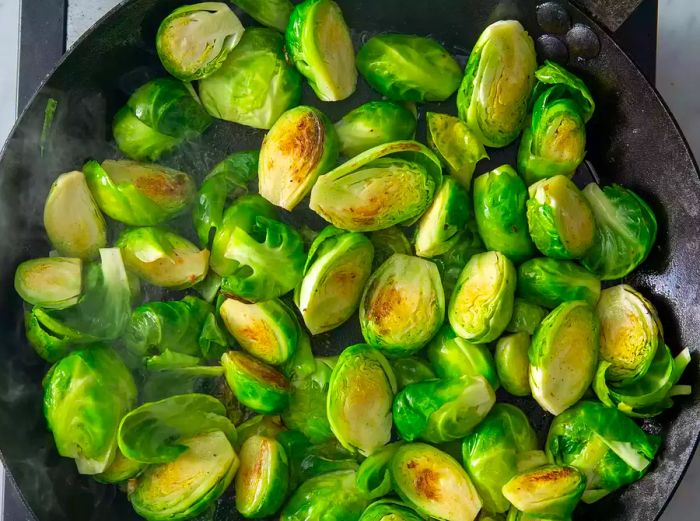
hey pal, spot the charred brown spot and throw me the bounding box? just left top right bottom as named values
left=367, top=282, right=402, bottom=329
left=134, top=172, right=189, bottom=202
left=412, top=465, right=441, bottom=501
left=232, top=352, right=289, bottom=389
left=269, top=112, right=324, bottom=184
left=529, top=467, right=574, bottom=483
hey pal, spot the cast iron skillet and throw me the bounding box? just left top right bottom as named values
left=0, top=1, right=698, bottom=520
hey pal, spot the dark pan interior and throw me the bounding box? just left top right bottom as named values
left=0, top=1, right=699, bottom=520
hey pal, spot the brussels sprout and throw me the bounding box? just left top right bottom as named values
left=462, top=404, right=538, bottom=513
left=310, top=141, right=442, bottom=232
left=356, top=441, right=403, bottom=499
left=593, top=342, right=691, bottom=418
left=336, top=101, right=417, bottom=158
left=434, top=221, right=485, bottom=298
left=295, top=226, right=374, bottom=334
left=415, top=177, right=472, bottom=258
left=236, top=415, right=285, bottom=451
left=280, top=470, right=370, bottom=520
left=15, top=257, right=82, bottom=309
left=369, top=226, right=412, bottom=269
left=84, top=160, right=195, bottom=226
left=130, top=431, right=239, bottom=521
left=359, top=499, right=424, bottom=521
left=282, top=434, right=358, bottom=486
left=581, top=183, right=658, bottom=280
left=157, top=3, right=244, bottom=81
left=360, top=254, right=445, bottom=357
left=43, top=170, right=106, bottom=259
left=517, top=257, right=600, bottom=309
left=495, top=332, right=531, bottom=397
left=94, top=448, right=145, bottom=484
left=357, top=34, right=461, bottom=102
left=113, top=79, right=212, bottom=161
left=199, top=28, right=302, bottom=129
left=393, top=375, right=496, bottom=443
left=117, top=227, right=209, bottom=289
left=506, top=299, right=548, bottom=335
left=530, top=301, right=599, bottom=415
left=281, top=330, right=316, bottom=380
left=327, top=344, right=397, bottom=456
left=473, top=165, right=536, bottom=263
left=260, top=106, right=339, bottom=211
left=427, top=324, right=499, bottom=389
left=448, top=251, right=516, bottom=343
left=24, top=308, right=80, bottom=362
left=546, top=401, right=661, bottom=503
left=118, top=393, right=236, bottom=464
left=531, top=61, right=596, bottom=124
left=391, top=357, right=436, bottom=390
left=43, top=346, right=137, bottom=474
left=222, top=351, right=290, bottom=413
left=527, top=176, right=596, bottom=259
left=390, top=443, right=482, bottom=521
left=457, top=20, right=537, bottom=148
left=502, top=465, right=586, bottom=519
left=235, top=434, right=289, bottom=518
left=286, top=0, right=356, bottom=101
left=231, top=0, right=293, bottom=32
left=193, top=150, right=259, bottom=246
left=426, top=112, right=488, bottom=189
left=219, top=298, right=298, bottom=365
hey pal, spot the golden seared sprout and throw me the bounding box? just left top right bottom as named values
left=310, top=141, right=442, bottom=232
left=259, top=106, right=339, bottom=211
left=295, top=226, right=374, bottom=335
left=457, top=20, right=537, bottom=148
left=222, top=351, right=290, bottom=414
left=286, top=0, right=357, bottom=101
left=360, top=254, right=445, bottom=357
left=448, top=251, right=516, bottom=344
left=156, top=3, right=245, bottom=81
left=44, top=170, right=106, bottom=259
left=530, top=301, right=599, bottom=415
left=235, top=435, right=289, bottom=518
left=495, top=332, right=531, bottom=397
left=15, top=257, right=82, bottom=309
left=327, top=344, right=397, bottom=456
left=527, top=175, right=596, bottom=259
left=231, top=0, right=293, bottom=32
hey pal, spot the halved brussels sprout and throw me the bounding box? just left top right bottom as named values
left=117, top=227, right=209, bottom=289
left=259, top=106, right=339, bottom=210
left=581, top=183, right=658, bottom=280
left=235, top=434, right=289, bottom=518
left=231, top=0, right=293, bottom=32
left=473, top=165, right=536, bottom=263
left=44, top=170, right=106, bottom=259
left=360, top=499, right=423, bottom=521
left=531, top=61, right=596, bottom=124
left=112, top=107, right=181, bottom=162
left=448, top=251, right=516, bottom=343
left=295, top=226, right=374, bottom=335
left=457, top=20, right=537, bottom=148
left=236, top=415, right=285, bottom=451
left=369, top=226, right=412, bottom=269
left=495, top=332, right=531, bottom=397
left=356, top=441, right=403, bottom=499
left=157, top=3, right=244, bottom=81
left=193, top=150, right=259, bottom=246
left=427, top=324, right=499, bottom=389
left=426, top=112, right=488, bottom=189
left=43, top=346, right=137, bottom=474
left=336, top=101, right=417, bottom=158
left=527, top=175, right=596, bottom=259
left=327, top=344, right=397, bottom=456
left=391, top=357, right=436, bottom=390
left=434, top=221, right=485, bottom=299
left=286, top=0, right=357, bottom=101
left=506, top=299, right=548, bottom=335
left=130, top=430, right=239, bottom=521
left=94, top=448, right=145, bottom=484
left=310, top=141, right=442, bottom=232
left=415, top=177, right=472, bottom=258
left=530, top=301, right=599, bottom=415
left=84, top=160, right=195, bottom=226
left=280, top=470, right=370, bottom=520
left=220, top=297, right=298, bottom=365
left=360, top=254, right=445, bottom=357
left=118, top=393, right=236, bottom=464
left=462, top=404, right=538, bottom=513
left=199, top=28, right=302, bottom=129
left=393, top=375, right=496, bottom=443
left=546, top=401, right=661, bottom=503
left=357, top=34, right=462, bottom=102
left=502, top=465, right=586, bottom=519
left=222, top=351, right=290, bottom=414
left=517, top=257, right=600, bottom=309
left=15, top=257, right=82, bottom=309
left=596, top=285, right=662, bottom=385
left=390, top=443, right=482, bottom=521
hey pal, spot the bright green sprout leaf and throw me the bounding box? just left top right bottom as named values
left=231, top=0, right=293, bottom=32
left=356, top=441, right=404, bottom=499
left=517, top=257, right=601, bottom=309
left=506, top=299, right=548, bottom=335
left=391, top=357, right=436, bottom=390
left=359, top=499, right=424, bottom=521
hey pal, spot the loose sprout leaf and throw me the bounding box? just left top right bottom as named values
left=231, top=0, right=293, bottom=32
